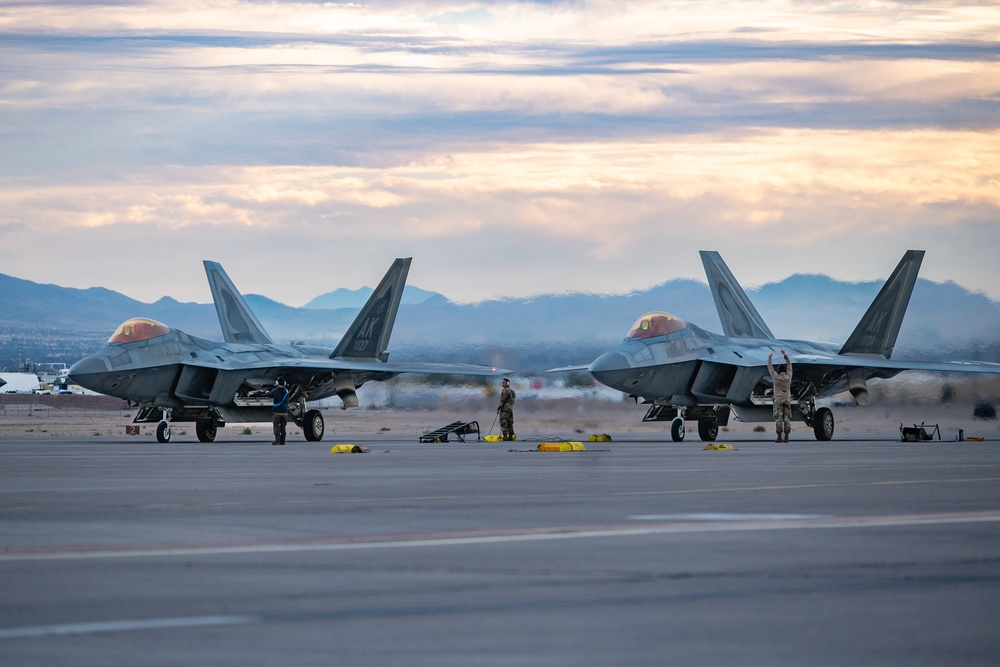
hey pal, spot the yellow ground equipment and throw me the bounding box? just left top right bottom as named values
left=537, top=442, right=586, bottom=452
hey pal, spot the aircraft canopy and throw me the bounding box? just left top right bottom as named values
left=626, top=312, right=687, bottom=340
left=109, top=318, right=171, bottom=344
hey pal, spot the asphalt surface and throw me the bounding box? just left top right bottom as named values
left=2, top=431, right=999, bottom=666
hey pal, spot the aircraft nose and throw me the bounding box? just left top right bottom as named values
left=69, top=354, right=111, bottom=382
left=589, top=351, right=631, bottom=388
left=589, top=351, right=629, bottom=374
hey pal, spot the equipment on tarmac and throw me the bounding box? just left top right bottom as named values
left=419, top=420, right=482, bottom=443
left=900, top=422, right=941, bottom=442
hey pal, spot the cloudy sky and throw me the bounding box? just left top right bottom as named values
left=1, top=0, right=998, bottom=307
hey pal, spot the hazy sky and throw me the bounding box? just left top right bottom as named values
left=2, top=1, right=998, bottom=306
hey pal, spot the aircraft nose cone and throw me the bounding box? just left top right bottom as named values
left=589, top=351, right=629, bottom=374
left=589, top=351, right=631, bottom=388
left=69, top=355, right=111, bottom=383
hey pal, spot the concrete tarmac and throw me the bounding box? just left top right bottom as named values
left=2, top=432, right=999, bottom=666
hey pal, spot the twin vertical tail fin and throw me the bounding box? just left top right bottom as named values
left=203, top=261, right=273, bottom=345
left=332, top=257, right=411, bottom=361
left=839, top=250, right=923, bottom=358
left=700, top=250, right=775, bottom=339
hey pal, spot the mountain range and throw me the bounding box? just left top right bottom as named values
left=2, top=270, right=999, bottom=372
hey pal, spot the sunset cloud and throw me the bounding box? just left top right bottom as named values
left=1, top=1, right=997, bottom=305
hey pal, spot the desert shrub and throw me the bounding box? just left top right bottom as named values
left=973, top=401, right=997, bottom=421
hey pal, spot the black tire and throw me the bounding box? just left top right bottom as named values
left=670, top=418, right=685, bottom=442
left=196, top=420, right=217, bottom=443
left=303, top=409, right=325, bottom=442
left=813, top=407, right=835, bottom=441
left=156, top=421, right=171, bottom=443
left=697, top=419, right=719, bottom=441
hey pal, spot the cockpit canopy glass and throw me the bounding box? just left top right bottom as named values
left=626, top=312, right=687, bottom=339
left=108, top=318, right=171, bottom=344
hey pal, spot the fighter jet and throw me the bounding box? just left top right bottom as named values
left=70, top=258, right=505, bottom=443
left=552, top=250, right=1000, bottom=442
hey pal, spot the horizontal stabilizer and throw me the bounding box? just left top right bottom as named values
left=840, top=250, right=923, bottom=358
left=203, top=261, right=272, bottom=345
left=700, top=251, right=774, bottom=339
left=333, top=258, right=411, bottom=360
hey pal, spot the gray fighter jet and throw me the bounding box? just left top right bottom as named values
left=70, top=258, right=505, bottom=443
left=553, top=250, right=1000, bottom=442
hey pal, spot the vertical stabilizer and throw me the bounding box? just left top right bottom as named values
left=700, top=251, right=775, bottom=339
left=839, top=250, right=923, bottom=358
left=333, top=258, right=411, bottom=360
left=203, top=261, right=273, bottom=345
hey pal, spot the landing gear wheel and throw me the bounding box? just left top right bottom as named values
left=196, top=420, right=217, bottom=443
left=697, top=419, right=719, bottom=441
left=671, top=418, right=685, bottom=442
left=303, top=409, right=325, bottom=442
left=156, top=421, right=171, bottom=443
left=813, top=407, right=834, bottom=441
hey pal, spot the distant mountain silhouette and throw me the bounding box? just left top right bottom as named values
left=303, top=285, right=439, bottom=310
left=2, top=270, right=999, bottom=371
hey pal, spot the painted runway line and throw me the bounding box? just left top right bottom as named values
left=2, top=510, right=999, bottom=563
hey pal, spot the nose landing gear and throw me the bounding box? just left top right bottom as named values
left=156, top=409, right=172, bottom=443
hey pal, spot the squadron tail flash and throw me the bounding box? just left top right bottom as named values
left=333, top=257, right=411, bottom=361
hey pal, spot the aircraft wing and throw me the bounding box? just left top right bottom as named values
left=684, top=349, right=1000, bottom=407
left=179, top=355, right=506, bottom=376
left=545, top=364, right=592, bottom=373
left=700, top=351, right=1000, bottom=379
left=786, top=354, right=1000, bottom=378
left=168, top=355, right=507, bottom=408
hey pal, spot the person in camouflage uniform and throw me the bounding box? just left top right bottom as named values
left=497, top=377, right=516, bottom=441
left=767, top=350, right=792, bottom=442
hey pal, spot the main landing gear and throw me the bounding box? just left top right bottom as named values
left=288, top=394, right=325, bottom=442
left=801, top=397, right=835, bottom=441
left=196, top=419, right=218, bottom=443
left=300, top=409, right=325, bottom=442
left=153, top=409, right=223, bottom=443
left=642, top=405, right=724, bottom=443
left=670, top=417, right=720, bottom=442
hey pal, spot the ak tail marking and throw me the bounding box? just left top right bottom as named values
left=333, top=258, right=411, bottom=361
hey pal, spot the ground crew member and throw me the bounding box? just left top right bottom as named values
left=767, top=350, right=792, bottom=442
left=269, top=377, right=290, bottom=445
left=497, top=377, right=516, bottom=441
